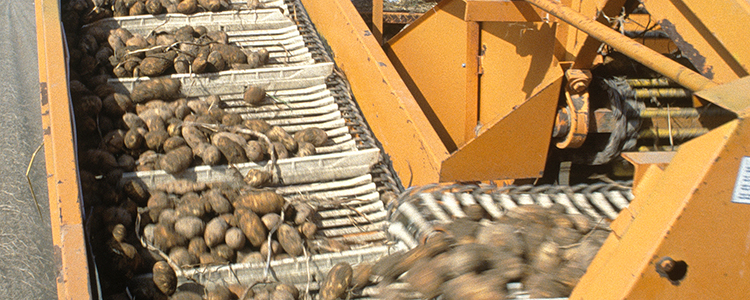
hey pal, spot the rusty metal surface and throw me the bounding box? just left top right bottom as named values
left=35, top=0, right=93, bottom=299
left=526, top=0, right=717, bottom=92
left=383, top=11, right=423, bottom=24
left=643, top=0, right=749, bottom=83
left=301, top=0, right=449, bottom=186
left=0, top=1, right=57, bottom=299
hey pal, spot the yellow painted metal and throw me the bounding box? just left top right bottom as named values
left=463, top=0, right=547, bottom=22
left=526, top=0, right=716, bottom=92
left=385, top=0, right=474, bottom=150
left=477, top=21, right=558, bottom=125
left=621, top=151, right=676, bottom=191
left=643, top=0, right=750, bottom=83
left=35, top=0, right=93, bottom=299
left=573, top=78, right=750, bottom=298
left=301, top=0, right=449, bottom=186
left=441, top=75, right=563, bottom=181
left=372, top=0, right=383, bottom=44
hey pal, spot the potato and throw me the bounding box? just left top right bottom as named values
left=239, top=251, right=264, bottom=264
left=174, top=54, right=191, bottom=74
left=206, top=31, right=229, bottom=44
left=193, top=143, right=223, bottom=165
left=148, top=191, right=173, bottom=219
left=123, top=179, right=150, bottom=206
left=212, top=244, right=236, bottom=262
left=128, top=273, right=169, bottom=300
left=170, top=246, right=198, bottom=267
left=209, top=43, right=245, bottom=64
left=218, top=213, right=237, bottom=227
left=256, top=48, right=269, bottom=65
left=245, top=140, right=264, bottom=162
left=236, top=209, right=267, bottom=247
left=293, top=141, right=315, bottom=157
left=111, top=224, right=127, bottom=243
left=139, top=56, right=172, bottom=76
left=447, top=244, right=488, bottom=277
left=569, top=214, right=593, bottom=234
left=320, top=262, right=352, bottom=300
left=243, top=86, right=265, bottom=105
left=188, top=237, right=209, bottom=258
left=351, top=262, right=372, bottom=289
left=145, top=129, right=170, bottom=151
left=187, top=99, right=210, bottom=116
left=260, top=213, right=281, bottom=230
left=277, top=223, right=304, bottom=256
left=486, top=251, right=525, bottom=281
left=524, top=272, right=567, bottom=298
left=130, top=78, right=181, bottom=104
left=244, top=169, right=271, bottom=188
left=299, top=221, right=317, bottom=239
left=270, top=289, right=294, bottom=300
left=176, top=201, right=207, bottom=219
left=171, top=291, right=203, bottom=300
left=192, top=55, right=208, bottom=73
left=130, top=1, right=148, bottom=15
left=442, top=272, right=506, bottom=300
left=102, top=130, right=126, bottom=154
left=406, top=258, right=445, bottom=299
left=236, top=190, right=285, bottom=215
left=158, top=209, right=178, bottom=228
left=159, top=145, right=193, bottom=174
left=163, top=136, right=187, bottom=152
left=292, top=203, right=314, bottom=225
left=293, top=128, right=328, bottom=147
left=476, top=223, right=524, bottom=256
left=202, top=189, right=233, bottom=214
left=205, top=217, right=229, bottom=247
left=175, top=216, right=205, bottom=239
left=205, top=285, right=235, bottom=300
left=531, top=240, right=561, bottom=274
left=521, top=222, right=550, bottom=260
left=266, top=126, right=297, bottom=152
left=225, top=227, right=246, bottom=250
left=551, top=226, right=582, bottom=246
left=207, top=51, right=226, bottom=72
left=177, top=0, right=198, bottom=14
left=146, top=0, right=164, bottom=14
left=271, top=142, right=289, bottom=159
left=221, top=113, right=243, bottom=126
left=213, top=135, right=248, bottom=164
left=242, top=119, right=271, bottom=133
left=152, top=261, right=178, bottom=295
left=259, top=239, right=280, bottom=258
left=153, top=223, right=187, bottom=251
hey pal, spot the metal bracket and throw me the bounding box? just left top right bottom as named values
left=477, top=44, right=486, bottom=75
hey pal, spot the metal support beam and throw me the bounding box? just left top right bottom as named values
left=301, top=0, right=449, bottom=186
left=525, top=0, right=717, bottom=92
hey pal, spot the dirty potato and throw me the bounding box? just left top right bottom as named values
left=204, top=217, right=229, bottom=248
left=277, top=223, right=304, bottom=256
left=152, top=261, right=177, bottom=296
left=320, top=262, right=353, bottom=300
left=293, top=128, right=328, bottom=147
left=236, top=209, right=267, bottom=247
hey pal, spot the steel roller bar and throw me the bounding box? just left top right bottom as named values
left=634, top=88, right=690, bottom=98
left=626, top=78, right=674, bottom=87
left=524, top=0, right=717, bottom=92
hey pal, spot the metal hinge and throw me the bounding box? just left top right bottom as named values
left=477, top=44, right=486, bottom=75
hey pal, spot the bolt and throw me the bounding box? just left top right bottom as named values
left=462, top=63, right=466, bottom=68
left=659, top=257, right=675, bottom=272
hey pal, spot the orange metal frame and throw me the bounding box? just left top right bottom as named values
left=35, top=0, right=93, bottom=299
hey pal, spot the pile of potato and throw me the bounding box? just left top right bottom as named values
left=125, top=261, right=304, bottom=300
left=77, top=24, right=270, bottom=78
left=63, top=0, right=231, bottom=24
left=319, top=204, right=610, bottom=300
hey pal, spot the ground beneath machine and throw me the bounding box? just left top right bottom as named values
left=0, top=1, right=57, bottom=299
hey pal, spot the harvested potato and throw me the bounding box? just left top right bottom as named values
left=245, top=141, right=264, bottom=162
left=351, top=262, right=373, bottom=289
left=204, top=217, right=229, bottom=248
left=145, top=129, right=169, bottom=151
left=207, top=51, right=226, bottom=72
left=236, top=209, right=267, bottom=247
left=235, top=190, right=285, bottom=215
left=296, top=142, right=315, bottom=157
left=171, top=291, right=203, bottom=300
left=123, top=179, right=150, bottom=206
left=209, top=43, right=246, bottom=64
left=243, top=86, right=265, bottom=105
left=293, top=128, right=328, bottom=147
left=153, top=223, right=187, bottom=251
left=476, top=223, right=524, bottom=256
left=130, top=1, right=147, bottom=15
left=176, top=200, right=207, bottom=219
left=242, top=119, right=271, bottom=133
left=174, top=216, right=205, bottom=239
left=188, top=237, right=209, bottom=258
left=218, top=213, right=237, bottom=227
left=213, top=135, right=247, bottom=164
left=320, top=262, right=352, bottom=300
left=169, top=246, right=198, bottom=267
left=193, top=143, right=222, bottom=165
left=261, top=213, right=282, bottom=230
left=406, top=258, right=445, bottom=299
left=203, top=189, right=233, bottom=214
left=163, top=136, right=187, bottom=152
left=277, top=223, right=304, bottom=257
left=442, top=272, right=506, bottom=300
left=177, top=0, right=198, bottom=14
left=212, top=244, right=236, bottom=262
left=159, top=145, right=193, bottom=174
left=130, top=78, right=181, bottom=104
left=244, top=169, right=271, bottom=188
left=147, top=191, right=173, bottom=220
left=266, top=126, right=297, bottom=153
left=225, top=227, right=246, bottom=250
left=275, top=284, right=299, bottom=300
left=152, top=261, right=177, bottom=296
left=271, top=142, right=289, bottom=159
left=198, top=0, right=222, bottom=11
left=206, top=285, right=235, bottom=300
left=299, top=221, right=317, bottom=239
left=221, top=113, right=243, bottom=126
left=140, top=55, right=174, bottom=76
left=259, top=239, right=280, bottom=258
left=124, top=129, right=145, bottom=149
